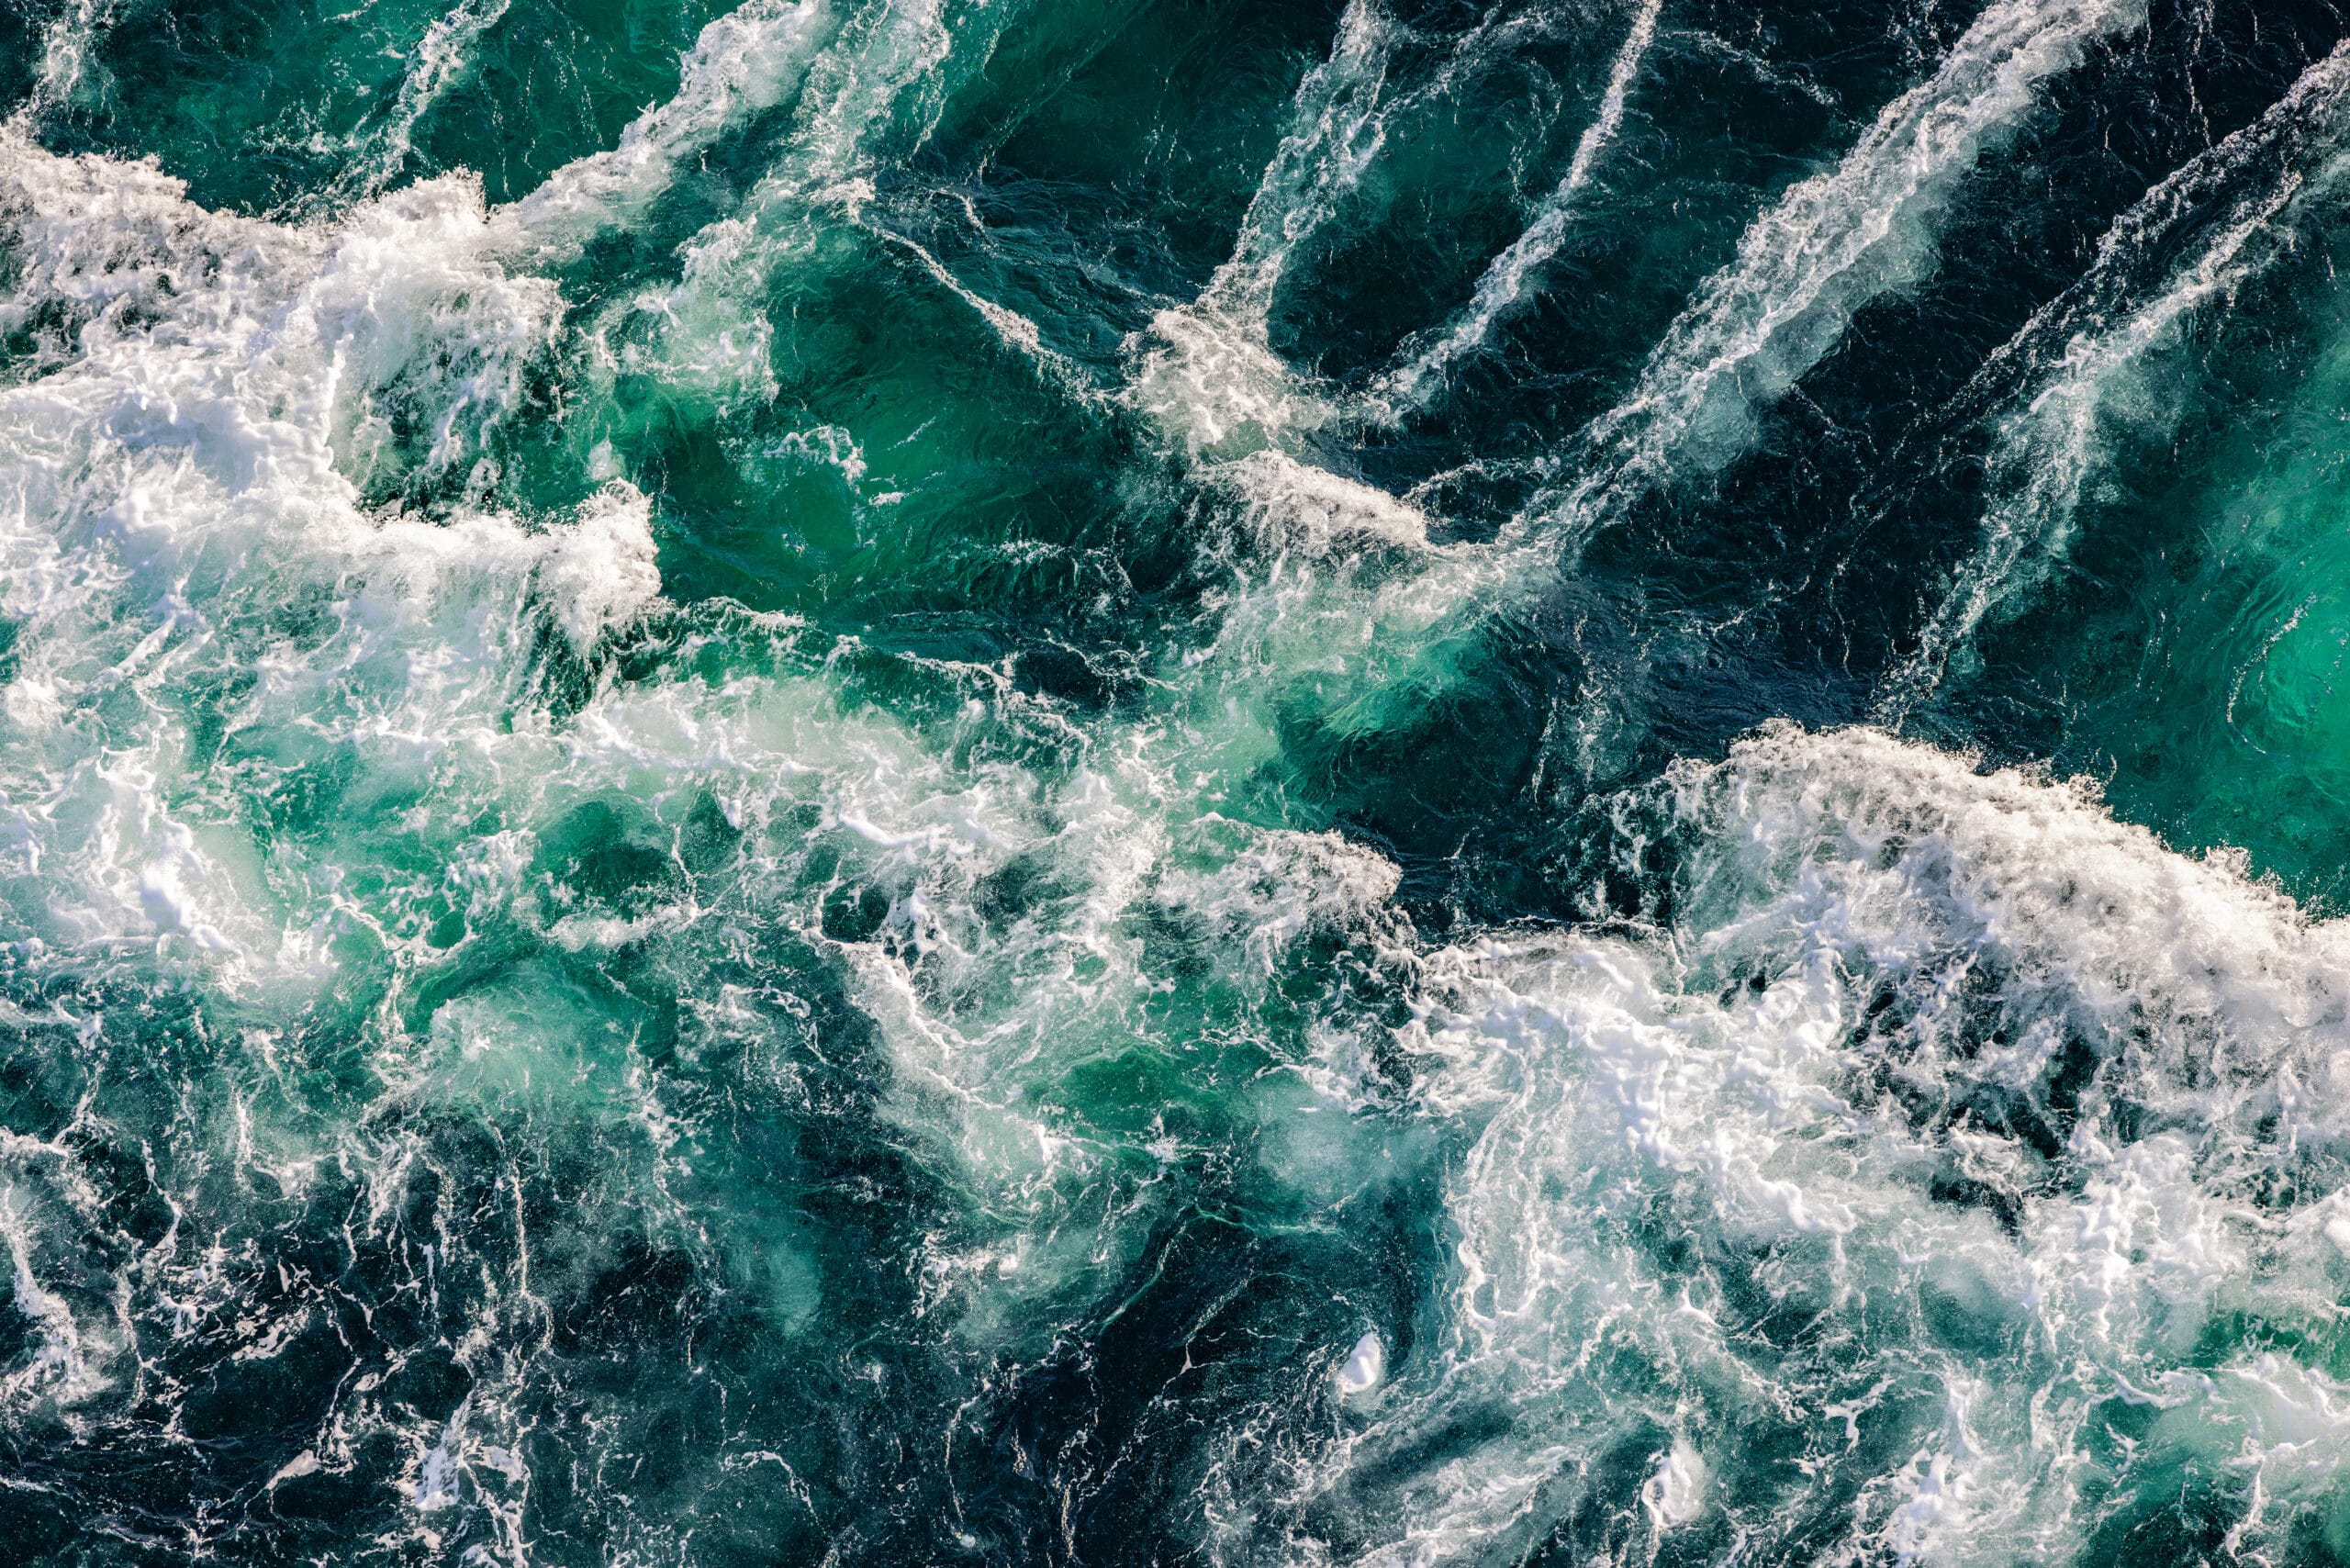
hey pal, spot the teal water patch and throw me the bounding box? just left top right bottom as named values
left=6, top=3, right=2350, bottom=1565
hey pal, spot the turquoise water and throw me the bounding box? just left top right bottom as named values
left=8, top=1, right=2350, bottom=1562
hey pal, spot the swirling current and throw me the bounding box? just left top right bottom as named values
left=12, top=0, right=2350, bottom=1562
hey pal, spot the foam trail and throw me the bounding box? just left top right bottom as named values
left=498, top=0, right=833, bottom=258
left=7, top=0, right=119, bottom=129
left=1128, top=0, right=1400, bottom=458
left=1876, top=40, right=2350, bottom=722
left=339, top=0, right=515, bottom=201
left=1516, top=0, right=2145, bottom=547
left=1181, top=0, right=2146, bottom=746
left=590, top=0, right=1038, bottom=408
left=1371, top=0, right=1663, bottom=418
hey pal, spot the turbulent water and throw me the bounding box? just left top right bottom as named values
left=16, top=1, right=2350, bottom=1562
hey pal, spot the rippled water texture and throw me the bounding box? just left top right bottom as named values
left=10, top=1, right=2350, bottom=1562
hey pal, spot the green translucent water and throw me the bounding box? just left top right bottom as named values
left=9, top=2, right=2350, bottom=1563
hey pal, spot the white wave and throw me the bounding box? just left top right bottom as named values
left=597, top=0, right=1035, bottom=409
left=0, top=1187, right=104, bottom=1412
left=340, top=0, right=515, bottom=201
left=0, top=132, right=665, bottom=986
left=1641, top=1437, right=1707, bottom=1529
left=1877, top=39, right=2350, bottom=722
left=1129, top=0, right=1397, bottom=459
left=0, top=114, right=1426, bottom=1427
left=533, top=483, right=662, bottom=653
left=7, top=0, right=119, bottom=130
left=1213, top=449, right=1429, bottom=554
left=1265, top=723, right=2350, bottom=1564
left=1372, top=0, right=1663, bottom=418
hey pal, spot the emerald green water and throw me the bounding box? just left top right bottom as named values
left=9, top=2, right=2350, bottom=1563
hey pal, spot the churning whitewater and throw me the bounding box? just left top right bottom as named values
left=6, top=0, right=2350, bottom=1563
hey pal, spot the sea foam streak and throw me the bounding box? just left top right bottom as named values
left=1154, top=0, right=2148, bottom=773
left=1371, top=0, right=1663, bottom=418
left=498, top=0, right=834, bottom=256
left=1878, top=39, right=2350, bottom=721
left=1518, top=0, right=2147, bottom=545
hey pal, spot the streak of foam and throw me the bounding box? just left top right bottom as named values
left=498, top=0, right=834, bottom=258
left=6, top=0, right=119, bottom=130
left=1158, top=0, right=2143, bottom=765
left=1877, top=39, right=2350, bottom=723
left=1128, top=0, right=1398, bottom=459
left=599, top=0, right=1038, bottom=408
left=1371, top=0, right=1663, bottom=419
left=1518, top=0, right=2147, bottom=549
left=338, top=0, right=516, bottom=202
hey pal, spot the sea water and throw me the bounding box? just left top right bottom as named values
left=5, top=1, right=2350, bottom=1562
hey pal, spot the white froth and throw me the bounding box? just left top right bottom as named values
left=1284, top=724, right=2350, bottom=1564
left=1879, top=39, right=2350, bottom=720
left=501, top=0, right=832, bottom=254
left=533, top=484, right=664, bottom=653
left=1639, top=1438, right=1706, bottom=1529
left=1520, top=0, right=2148, bottom=543
left=1375, top=0, right=1662, bottom=416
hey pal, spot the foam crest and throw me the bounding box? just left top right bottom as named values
left=0, top=136, right=666, bottom=992
left=600, top=0, right=1034, bottom=406
left=499, top=0, right=833, bottom=256
left=1129, top=0, right=1397, bottom=459
left=1272, top=725, right=2350, bottom=1563
left=8, top=0, right=118, bottom=129
left=341, top=0, right=516, bottom=201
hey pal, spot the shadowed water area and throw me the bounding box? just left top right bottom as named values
left=8, top=0, right=2350, bottom=1562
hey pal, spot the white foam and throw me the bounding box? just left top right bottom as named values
left=8, top=0, right=118, bottom=130
left=499, top=0, right=832, bottom=256
left=1275, top=724, right=2350, bottom=1563
left=533, top=483, right=664, bottom=654
left=592, top=0, right=1029, bottom=409
left=0, top=132, right=668, bottom=986
left=1878, top=39, right=2350, bottom=721
left=1639, top=1437, right=1706, bottom=1529
left=1373, top=0, right=1662, bottom=417
left=1519, top=0, right=2147, bottom=544
left=342, top=0, right=515, bottom=201
left=0, top=1187, right=102, bottom=1412
left=1129, top=0, right=1395, bottom=459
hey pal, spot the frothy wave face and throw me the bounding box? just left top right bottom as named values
left=3, top=2, right=2350, bottom=1564
left=1326, top=727, right=2350, bottom=1566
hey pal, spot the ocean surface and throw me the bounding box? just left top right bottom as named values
left=6, top=0, right=2350, bottom=1562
